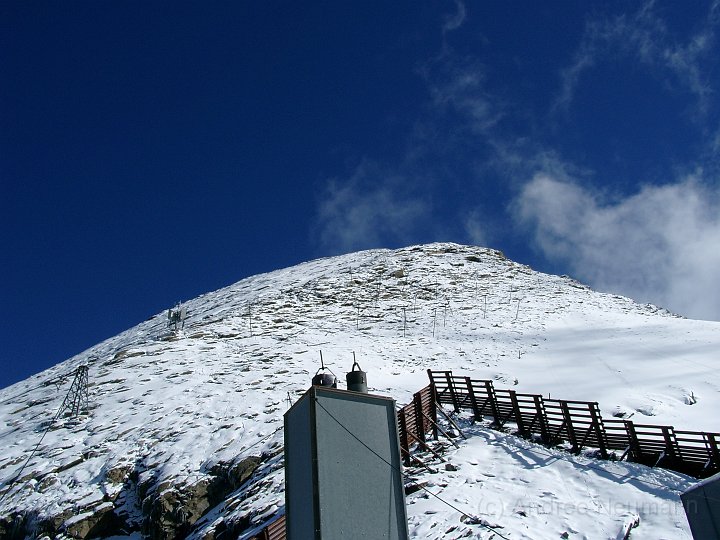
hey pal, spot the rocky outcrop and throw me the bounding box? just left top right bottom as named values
left=144, top=482, right=211, bottom=539
left=63, top=502, right=117, bottom=538
left=142, top=456, right=263, bottom=539
left=0, top=455, right=264, bottom=540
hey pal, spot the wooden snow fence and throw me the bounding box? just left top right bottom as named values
left=396, top=384, right=438, bottom=465
left=252, top=386, right=439, bottom=539
left=251, top=514, right=286, bottom=540
left=427, top=369, right=720, bottom=479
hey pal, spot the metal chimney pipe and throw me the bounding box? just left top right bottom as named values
left=312, top=351, right=337, bottom=388
left=345, top=352, right=367, bottom=393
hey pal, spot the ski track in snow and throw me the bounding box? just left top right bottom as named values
left=1, top=243, right=718, bottom=538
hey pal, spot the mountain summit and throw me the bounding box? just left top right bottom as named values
left=1, top=243, right=718, bottom=539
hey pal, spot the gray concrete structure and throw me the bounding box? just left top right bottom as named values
left=681, top=471, right=720, bottom=539
left=284, top=386, right=409, bottom=540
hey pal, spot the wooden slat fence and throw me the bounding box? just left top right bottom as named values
left=250, top=514, right=286, bottom=540
left=397, top=385, right=437, bottom=464
left=428, top=369, right=720, bottom=479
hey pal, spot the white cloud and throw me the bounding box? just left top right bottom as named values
left=515, top=173, right=720, bottom=321
left=555, top=0, right=719, bottom=114
left=463, top=210, right=488, bottom=246
left=315, top=14, right=505, bottom=257
left=442, top=0, right=467, bottom=34
left=315, top=162, right=429, bottom=254
left=419, top=49, right=502, bottom=136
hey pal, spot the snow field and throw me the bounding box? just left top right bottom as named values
left=0, top=243, right=717, bottom=538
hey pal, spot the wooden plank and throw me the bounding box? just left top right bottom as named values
left=449, top=375, right=473, bottom=410
left=493, top=389, right=516, bottom=427
left=427, top=369, right=454, bottom=407
left=414, top=391, right=425, bottom=444
left=266, top=515, right=286, bottom=540
left=707, top=433, right=720, bottom=476
left=468, top=379, right=501, bottom=425
left=659, top=426, right=679, bottom=466
left=509, top=391, right=525, bottom=435
left=421, top=409, right=460, bottom=449
left=405, top=421, right=447, bottom=461
left=398, top=407, right=411, bottom=465
left=588, top=403, right=608, bottom=458
left=561, top=401, right=579, bottom=453
left=465, top=376, right=481, bottom=422
left=533, top=395, right=550, bottom=443
left=507, top=392, right=549, bottom=442
left=429, top=390, right=439, bottom=440
left=254, top=514, right=286, bottom=540
left=445, top=371, right=460, bottom=412
left=435, top=401, right=467, bottom=439
left=624, top=421, right=644, bottom=464
left=543, top=399, right=569, bottom=445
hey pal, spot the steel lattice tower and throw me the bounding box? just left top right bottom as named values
left=57, top=365, right=89, bottom=418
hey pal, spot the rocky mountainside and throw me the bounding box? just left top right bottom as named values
left=1, top=243, right=718, bottom=539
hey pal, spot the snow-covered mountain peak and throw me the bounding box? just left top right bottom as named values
left=1, top=243, right=718, bottom=539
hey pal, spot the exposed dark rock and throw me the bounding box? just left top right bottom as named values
left=63, top=502, right=116, bottom=539
left=145, top=482, right=212, bottom=540
left=105, top=463, right=134, bottom=485
left=0, top=455, right=264, bottom=540
left=0, top=512, right=28, bottom=540
left=138, top=456, right=263, bottom=540
left=0, top=510, right=68, bottom=540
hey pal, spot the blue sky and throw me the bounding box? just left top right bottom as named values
left=2, top=1, right=720, bottom=389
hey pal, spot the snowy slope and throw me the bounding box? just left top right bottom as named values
left=1, top=243, right=718, bottom=539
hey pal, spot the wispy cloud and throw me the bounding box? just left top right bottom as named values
left=314, top=1, right=720, bottom=324
left=421, top=54, right=502, bottom=135
left=442, top=0, right=467, bottom=35
left=315, top=4, right=504, bottom=255
left=314, top=161, right=429, bottom=254
left=463, top=209, right=488, bottom=247
left=515, top=173, right=720, bottom=320
left=555, top=0, right=720, bottom=114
